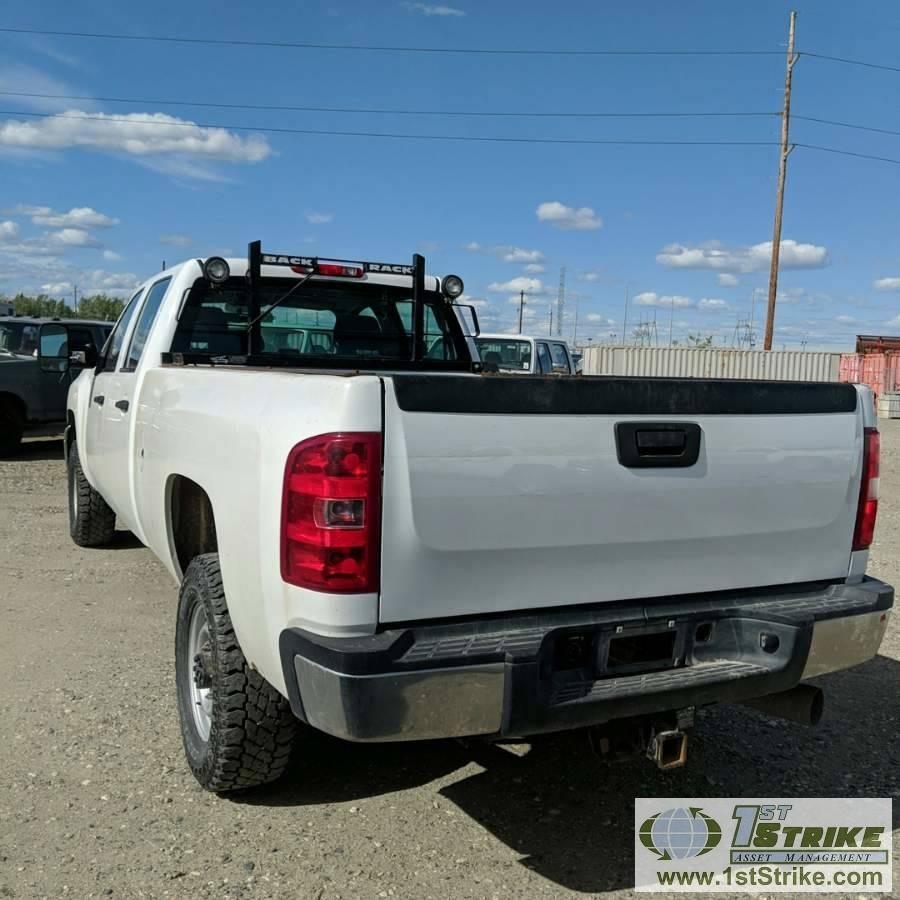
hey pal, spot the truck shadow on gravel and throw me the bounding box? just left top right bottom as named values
left=6, top=437, right=64, bottom=461
left=241, top=653, right=900, bottom=895
left=440, top=654, right=900, bottom=894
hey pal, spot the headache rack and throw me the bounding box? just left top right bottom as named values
left=161, top=240, right=481, bottom=373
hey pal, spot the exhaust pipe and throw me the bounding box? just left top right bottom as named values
left=741, top=684, right=824, bottom=727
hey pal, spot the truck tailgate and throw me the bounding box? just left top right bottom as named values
left=379, top=375, right=862, bottom=624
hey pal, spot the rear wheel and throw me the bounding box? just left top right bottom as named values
left=67, top=439, right=116, bottom=546
left=175, top=553, right=298, bottom=792
left=0, top=398, right=24, bottom=457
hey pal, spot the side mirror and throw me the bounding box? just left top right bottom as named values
left=39, top=323, right=69, bottom=373
left=70, top=343, right=98, bottom=369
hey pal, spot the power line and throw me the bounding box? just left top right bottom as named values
left=4, top=108, right=900, bottom=164
left=0, top=108, right=781, bottom=146
left=801, top=50, right=900, bottom=75
left=793, top=114, right=900, bottom=138
left=0, top=91, right=779, bottom=120
left=9, top=91, right=898, bottom=138
left=0, top=26, right=783, bottom=56
left=795, top=142, right=900, bottom=166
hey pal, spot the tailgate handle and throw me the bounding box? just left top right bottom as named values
left=615, top=422, right=702, bottom=468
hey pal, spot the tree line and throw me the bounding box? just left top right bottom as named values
left=1, top=293, right=125, bottom=322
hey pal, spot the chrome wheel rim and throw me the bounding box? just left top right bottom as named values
left=187, top=602, right=213, bottom=741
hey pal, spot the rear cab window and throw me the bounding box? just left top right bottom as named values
left=474, top=338, right=532, bottom=371
left=172, top=279, right=463, bottom=364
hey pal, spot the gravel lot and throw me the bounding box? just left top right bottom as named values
left=1, top=421, right=898, bottom=899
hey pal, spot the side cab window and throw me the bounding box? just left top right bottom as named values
left=100, top=288, right=144, bottom=372
left=549, top=342, right=571, bottom=374
left=536, top=342, right=552, bottom=374
left=123, top=277, right=171, bottom=371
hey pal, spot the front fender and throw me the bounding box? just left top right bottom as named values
left=67, top=367, right=96, bottom=477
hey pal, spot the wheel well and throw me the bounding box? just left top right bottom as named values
left=0, top=391, right=26, bottom=421
left=169, top=475, right=218, bottom=577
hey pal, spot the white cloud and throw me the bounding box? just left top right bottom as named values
left=888, top=314, right=900, bottom=327
left=657, top=239, right=829, bottom=273
left=80, top=269, right=141, bottom=292
left=717, top=273, right=739, bottom=287
left=835, top=314, right=856, bottom=324
left=580, top=271, right=602, bottom=283
left=488, top=276, right=543, bottom=294
left=0, top=65, right=99, bottom=114
left=0, top=110, right=271, bottom=163
left=403, top=2, right=466, bottom=15
left=874, top=276, right=900, bottom=291
left=0, top=221, right=20, bottom=241
left=586, top=314, right=616, bottom=325
left=777, top=287, right=806, bottom=303
left=47, top=227, right=100, bottom=247
left=160, top=233, right=192, bottom=247
left=9, top=204, right=119, bottom=228
left=41, top=281, right=73, bottom=295
left=465, top=242, right=544, bottom=263
left=633, top=292, right=694, bottom=309
left=305, top=210, right=334, bottom=224
left=502, top=247, right=543, bottom=263
left=698, top=298, right=729, bottom=311
left=524, top=263, right=545, bottom=273
left=102, top=249, right=122, bottom=261
left=536, top=201, right=602, bottom=231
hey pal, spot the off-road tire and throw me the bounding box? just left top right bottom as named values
left=67, top=438, right=116, bottom=546
left=176, top=553, right=298, bottom=792
left=0, top=397, right=24, bottom=457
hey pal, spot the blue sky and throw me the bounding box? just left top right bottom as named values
left=1, top=0, right=899, bottom=348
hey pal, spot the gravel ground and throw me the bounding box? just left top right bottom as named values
left=1, top=421, right=898, bottom=900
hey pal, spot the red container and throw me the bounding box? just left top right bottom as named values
left=839, top=352, right=900, bottom=399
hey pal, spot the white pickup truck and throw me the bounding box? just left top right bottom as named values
left=65, top=243, right=892, bottom=793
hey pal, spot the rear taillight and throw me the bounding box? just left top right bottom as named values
left=281, top=432, right=381, bottom=593
left=852, top=427, right=880, bottom=551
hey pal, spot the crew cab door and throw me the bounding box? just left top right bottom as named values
left=88, top=278, right=170, bottom=526
left=83, top=287, right=144, bottom=513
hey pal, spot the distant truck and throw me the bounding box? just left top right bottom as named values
left=0, top=316, right=112, bottom=455
left=474, top=333, right=577, bottom=375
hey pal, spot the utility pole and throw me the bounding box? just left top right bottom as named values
left=668, top=298, right=675, bottom=346
left=622, top=285, right=630, bottom=344
left=556, top=267, right=566, bottom=337
left=73, top=284, right=78, bottom=315
left=517, top=289, right=526, bottom=334
left=572, top=294, right=580, bottom=345
left=764, top=10, right=798, bottom=351
left=549, top=306, right=553, bottom=336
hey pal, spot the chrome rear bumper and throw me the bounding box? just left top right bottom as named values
left=280, top=577, right=893, bottom=742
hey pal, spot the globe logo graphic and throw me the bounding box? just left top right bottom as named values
left=639, top=807, right=722, bottom=860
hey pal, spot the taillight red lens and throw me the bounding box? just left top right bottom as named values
left=281, top=432, right=381, bottom=592
left=852, top=427, right=880, bottom=551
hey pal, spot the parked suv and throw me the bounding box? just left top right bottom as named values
left=0, top=317, right=112, bottom=455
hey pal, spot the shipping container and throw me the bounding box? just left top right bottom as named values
left=839, top=353, right=900, bottom=399
left=877, top=392, right=900, bottom=419
left=581, top=347, right=841, bottom=382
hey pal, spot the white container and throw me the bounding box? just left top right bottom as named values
left=877, top=392, right=900, bottom=419
left=581, top=346, right=841, bottom=383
